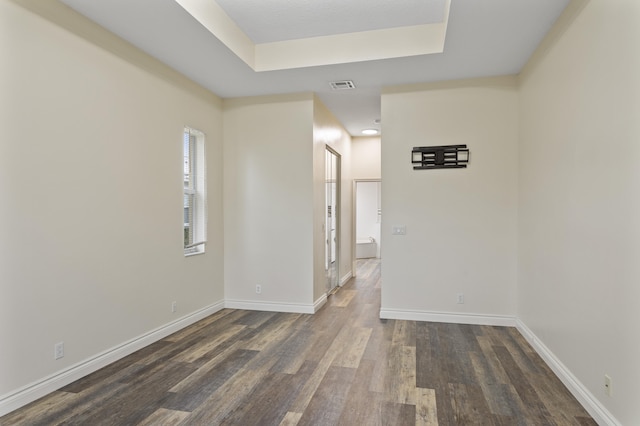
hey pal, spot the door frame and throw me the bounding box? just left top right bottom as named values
left=325, top=145, right=341, bottom=295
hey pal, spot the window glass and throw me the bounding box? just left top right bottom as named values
left=183, top=128, right=206, bottom=255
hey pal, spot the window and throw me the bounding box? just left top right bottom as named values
left=183, top=127, right=206, bottom=255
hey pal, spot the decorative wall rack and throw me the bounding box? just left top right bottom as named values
left=411, top=144, right=469, bottom=170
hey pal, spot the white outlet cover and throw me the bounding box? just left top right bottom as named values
left=54, top=342, right=64, bottom=359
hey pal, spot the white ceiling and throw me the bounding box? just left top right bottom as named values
left=59, top=0, right=570, bottom=136
left=215, top=0, right=447, bottom=43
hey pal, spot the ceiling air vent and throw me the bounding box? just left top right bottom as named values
left=329, top=80, right=356, bottom=90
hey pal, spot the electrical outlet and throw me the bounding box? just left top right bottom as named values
left=457, top=294, right=464, bottom=304
left=604, top=374, right=612, bottom=397
left=171, top=301, right=177, bottom=313
left=54, top=342, right=64, bottom=360
left=256, top=285, right=261, bottom=294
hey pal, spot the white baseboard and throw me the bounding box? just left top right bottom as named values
left=379, top=308, right=517, bottom=327
left=339, top=271, right=353, bottom=286
left=515, top=320, right=621, bottom=426
left=314, top=294, right=327, bottom=312
left=225, top=299, right=315, bottom=314
left=0, top=301, right=225, bottom=418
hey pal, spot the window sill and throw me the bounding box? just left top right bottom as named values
left=184, top=250, right=205, bottom=258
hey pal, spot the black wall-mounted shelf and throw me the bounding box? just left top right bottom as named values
left=412, top=145, right=469, bottom=170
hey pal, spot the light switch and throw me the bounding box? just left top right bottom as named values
left=392, top=225, right=406, bottom=235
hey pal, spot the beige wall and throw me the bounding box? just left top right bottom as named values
left=312, top=97, right=353, bottom=302
left=351, top=136, right=381, bottom=180
left=223, top=94, right=315, bottom=310
left=518, top=0, right=640, bottom=423
left=223, top=95, right=354, bottom=311
left=380, top=78, right=519, bottom=320
left=0, top=0, right=224, bottom=401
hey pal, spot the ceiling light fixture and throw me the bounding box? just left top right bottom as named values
left=362, top=129, right=379, bottom=135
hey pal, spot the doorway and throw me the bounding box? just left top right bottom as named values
left=354, top=180, right=381, bottom=263
left=325, top=146, right=340, bottom=295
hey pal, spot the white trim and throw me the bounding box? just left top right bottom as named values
left=339, top=270, right=353, bottom=287
left=314, top=294, right=328, bottom=312
left=184, top=250, right=205, bottom=258
left=379, top=308, right=517, bottom=327
left=515, top=320, right=621, bottom=426
left=0, top=301, right=224, bottom=417
left=225, top=299, right=315, bottom=314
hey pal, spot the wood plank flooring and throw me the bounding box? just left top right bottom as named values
left=1, top=259, right=596, bottom=425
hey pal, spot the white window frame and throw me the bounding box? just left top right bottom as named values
left=183, top=127, right=206, bottom=256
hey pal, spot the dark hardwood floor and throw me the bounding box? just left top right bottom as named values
left=1, top=259, right=595, bottom=425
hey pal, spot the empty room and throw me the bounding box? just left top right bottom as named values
left=1, top=0, right=638, bottom=424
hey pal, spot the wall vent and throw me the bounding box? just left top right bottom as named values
left=329, top=80, right=356, bottom=90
